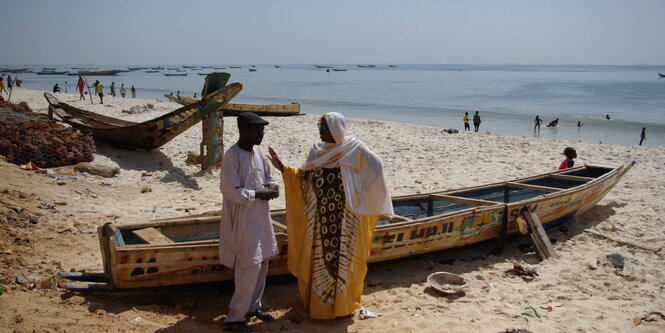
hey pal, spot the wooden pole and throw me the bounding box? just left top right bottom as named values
left=82, top=76, right=94, bottom=104
left=520, top=206, right=558, bottom=260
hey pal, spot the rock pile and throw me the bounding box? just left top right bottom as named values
left=0, top=101, right=95, bottom=167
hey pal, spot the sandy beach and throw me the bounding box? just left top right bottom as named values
left=1, top=87, right=664, bottom=332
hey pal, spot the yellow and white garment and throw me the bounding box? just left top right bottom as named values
left=283, top=112, right=393, bottom=319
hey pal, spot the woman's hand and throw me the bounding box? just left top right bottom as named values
left=268, top=147, right=284, bottom=173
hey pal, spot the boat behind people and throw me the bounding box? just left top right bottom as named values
left=59, top=162, right=633, bottom=290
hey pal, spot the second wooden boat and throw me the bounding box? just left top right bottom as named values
left=45, top=73, right=241, bottom=150
left=60, top=162, right=633, bottom=290
left=164, top=94, right=301, bottom=117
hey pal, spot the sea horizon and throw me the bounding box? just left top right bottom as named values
left=2, top=63, right=664, bottom=147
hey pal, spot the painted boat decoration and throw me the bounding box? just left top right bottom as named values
left=60, top=162, right=633, bottom=291
left=163, top=94, right=301, bottom=117
left=44, top=73, right=241, bottom=150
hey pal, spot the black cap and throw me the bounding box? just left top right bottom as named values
left=237, top=112, right=269, bottom=126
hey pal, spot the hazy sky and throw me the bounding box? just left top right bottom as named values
left=3, top=0, right=664, bottom=66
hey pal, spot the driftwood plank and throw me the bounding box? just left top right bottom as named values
left=521, top=207, right=558, bottom=260
left=133, top=227, right=175, bottom=245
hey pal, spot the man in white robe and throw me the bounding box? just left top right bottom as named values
left=219, top=112, right=279, bottom=332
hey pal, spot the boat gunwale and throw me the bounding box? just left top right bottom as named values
left=106, top=163, right=625, bottom=246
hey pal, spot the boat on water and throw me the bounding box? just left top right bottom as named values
left=659, top=73, right=665, bottom=78
left=164, top=93, right=301, bottom=117
left=357, top=64, right=376, bottom=68
left=163, top=73, right=187, bottom=76
left=0, top=67, right=31, bottom=73
left=248, top=68, right=257, bottom=72
left=37, top=71, right=69, bottom=75
left=332, top=68, right=347, bottom=71
left=229, top=66, right=242, bottom=69
left=44, top=73, right=241, bottom=150
left=146, top=70, right=159, bottom=73
left=128, top=67, right=149, bottom=71
left=315, top=65, right=333, bottom=68
left=68, top=70, right=124, bottom=76
left=59, top=162, right=633, bottom=290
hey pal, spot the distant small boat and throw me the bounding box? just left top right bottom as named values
left=332, top=68, right=347, bottom=72
left=357, top=64, right=376, bottom=68
left=229, top=66, right=242, bottom=69
left=127, top=67, right=149, bottom=71
left=176, top=69, right=187, bottom=72
left=315, top=65, right=333, bottom=68
left=198, top=73, right=212, bottom=75
left=659, top=73, right=665, bottom=78
left=42, top=67, right=56, bottom=70
left=183, top=65, right=197, bottom=68
left=248, top=68, right=257, bottom=72
left=151, top=66, right=165, bottom=70
left=37, top=71, right=69, bottom=75
left=145, top=70, right=160, bottom=73
left=274, top=65, right=282, bottom=68
left=201, top=66, right=212, bottom=69
left=214, top=67, right=226, bottom=70
left=389, top=65, right=396, bottom=67
left=164, top=73, right=187, bottom=76
left=0, top=68, right=31, bottom=73
left=68, top=70, right=123, bottom=76
left=167, top=67, right=179, bottom=70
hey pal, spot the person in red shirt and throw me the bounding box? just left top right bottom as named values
left=559, top=147, right=577, bottom=170
left=77, top=76, right=85, bottom=101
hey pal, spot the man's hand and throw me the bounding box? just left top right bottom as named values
left=255, top=184, right=279, bottom=200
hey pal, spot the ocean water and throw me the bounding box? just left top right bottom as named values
left=5, top=64, right=665, bottom=147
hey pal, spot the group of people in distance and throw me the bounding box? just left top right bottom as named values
left=534, top=115, right=647, bottom=146
left=52, top=76, right=137, bottom=104
left=0, top=75, right=22, bottom=99
left=219, top=111, right=393, bottom=332
left=462, top=111, right=482, bottom=132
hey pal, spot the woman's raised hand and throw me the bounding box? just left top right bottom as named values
left=268, top=147, right=284, bottom=172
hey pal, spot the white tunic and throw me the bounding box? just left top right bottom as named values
left=219, top=144, right=278, bottom=269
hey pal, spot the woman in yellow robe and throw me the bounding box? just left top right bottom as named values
left=268, top=112, right=393, bottom=319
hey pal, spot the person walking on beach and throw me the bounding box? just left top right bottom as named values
left=534, top=116, right=542, bottom=132
left=120, top=84, right=126, bottom=98
left=473, top=111, right=481, bottom=132
left=0, top=77, right=7, bottom=96
left=639, top=127, right=646, bottom=146
left=268, top=112, right=393, bottom=319
left=109, top=82, right=116, bottom=97
left=219, top=112, right=279, bottom=332
left=92, top=80, right=104, bottom=104
left=7, top=75, right=13, bottom=91
left=131, top=85, right=136, bottom=98
left=64, top=81, right=68, bottom=93
left=463, top=112, right=471, bottom=131
left=77, top=76, right=85, bottom=100
left=559, top=147, right=577, bottom=170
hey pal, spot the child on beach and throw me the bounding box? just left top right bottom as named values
left=120, top=84, right=126, bottom=98
left=131, top=86, right=136, bottom=98
left=559, top=147, right=577, bottom=170
left=463, top=112, right=470, bottom=131
left=92, top=80, right=103, bottom=104
left=473, top=111, right=481, bottom=132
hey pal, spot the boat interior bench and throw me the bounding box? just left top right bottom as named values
left=132, top=227, right=175, bottom=245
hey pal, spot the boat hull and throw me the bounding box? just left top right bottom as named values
left=72, top=163, right=632, bottom=290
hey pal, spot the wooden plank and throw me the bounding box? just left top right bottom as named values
left=430, top=194, right=499, bottom=206
left=132, top=227, right=175, bottom=245
left=520, top=207, right=557, bottom=260
left=551, top=174, right=594, bottom=182
left=506, top=182, right=561, bottom=193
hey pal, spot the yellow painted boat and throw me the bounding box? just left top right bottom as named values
left=60, top=162, right=633, bottom=290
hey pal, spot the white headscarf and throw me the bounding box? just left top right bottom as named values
left=303, top=112, right=394, bottom=216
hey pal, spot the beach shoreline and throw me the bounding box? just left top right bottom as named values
left=1, top=87, right=664, bottom=332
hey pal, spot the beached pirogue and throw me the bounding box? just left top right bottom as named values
left=163, top=93, right=302, bottom=117
left=44, top=73, right=241, bottom=150
left=61, top=162, right=632, bottom=291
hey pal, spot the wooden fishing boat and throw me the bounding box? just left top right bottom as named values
left=163, top=94, right=301, bottom=117
left=36, top=71, right=69, bottom=75
left=67, top=70, right=124, bottom=76
left=60, top=162, right=632, bottom=291
left=659, top=73, right=665, bottom=78
left=163, top=73, right=187, bottom=76
left=44, top=73, right=241, bottom=150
